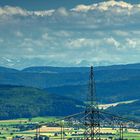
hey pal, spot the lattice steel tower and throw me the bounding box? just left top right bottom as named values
left=84, top=66, right=100, bottom=140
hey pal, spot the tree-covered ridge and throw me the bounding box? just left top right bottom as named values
left=0, top=63, right=140, bottom=119
left=0, top=85, right=84, bottom=120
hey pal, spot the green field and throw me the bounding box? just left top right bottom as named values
left=0, top=117, right=140, bottom=140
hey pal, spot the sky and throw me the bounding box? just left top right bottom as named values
left=0, top=0, right=140, bottom=69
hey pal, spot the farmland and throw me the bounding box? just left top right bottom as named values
left=0, top=117, right=140, bottom=140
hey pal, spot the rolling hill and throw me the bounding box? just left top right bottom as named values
left=0, top=64, right=140, bottom=103
left=0, top=64, right=139, bottom=89
left=0, top=63, right=140, bottom=119
left=45, top=76, right=140, bottom=103
left=0, top=85, right=84, bottom=119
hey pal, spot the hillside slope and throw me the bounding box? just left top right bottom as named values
left=0, top=63, right=140, bottom=119
left=46, top=76, right=140, bottom=103
left=0, top=63, right=140, bottom=89
left=107, top=100, right=140, bottom=119
left=0, top=85, right=84, bottom=120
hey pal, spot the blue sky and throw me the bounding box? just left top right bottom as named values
left=0, top=0, right=140, bottom=68
left=0, top=0, right=139, bottom=10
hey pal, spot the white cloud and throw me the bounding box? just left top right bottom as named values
left=0, top=6, right=28, bottom=16
left=67, top=38, right=96, bottom=48
left=126, top=38, right=137, bottom=49
left=0, top=1, right=140, bottom=68
left=0, top=1, right=138, bottom=19
left=0, top=1, right=140, bottom=31
left=105, top=37, right=121, bottom=49
left=0, top=6, right=55, bottom=17
left=33, top=10, right=55, bottom=17
left=71, top=1, right=133, bottom=12
left=56, top=7, right=69, bottom=16
left=71, top=4, right=92, bottom=12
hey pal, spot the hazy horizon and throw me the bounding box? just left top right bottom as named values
left=0, top=62, right=140, bottom=70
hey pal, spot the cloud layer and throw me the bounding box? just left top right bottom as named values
left=0, top=0, right=140, bottom=68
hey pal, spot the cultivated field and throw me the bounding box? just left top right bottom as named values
left=0, top=117, right=139, bottom=140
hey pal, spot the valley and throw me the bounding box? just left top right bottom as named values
left=0, top=117, right=140, bottom=140
left=0, top=64, right=140, bottom=139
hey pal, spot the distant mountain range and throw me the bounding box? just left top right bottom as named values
left=0, top=63, right=140, bottom=102
left=0, top=63, right=140, bottom=119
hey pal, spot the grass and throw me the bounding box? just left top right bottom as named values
left=31, top=116, right=58, bottom=123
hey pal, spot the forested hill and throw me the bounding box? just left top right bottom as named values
left=0, top=63, right=140, bottom=119
left=0, top=63, right=140, bottom=103
left=0, top=85, right=84, bottom=120
left=0, top=63, right=140, bottom=89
